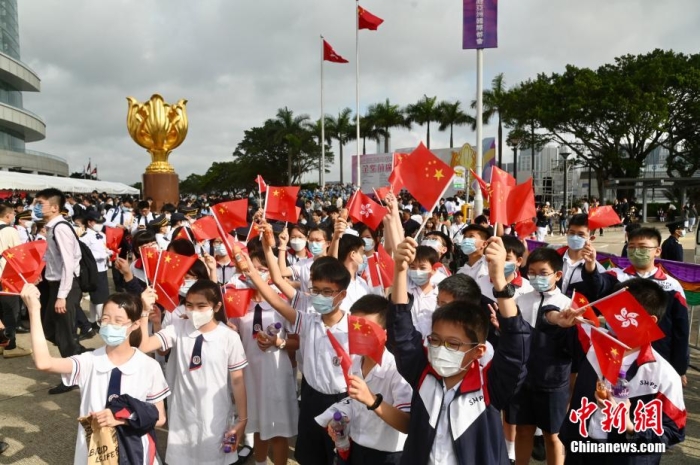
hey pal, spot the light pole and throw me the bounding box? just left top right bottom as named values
left=560, top=147, right=572, bottom=211
left=509, top=136, right=521, bottom=182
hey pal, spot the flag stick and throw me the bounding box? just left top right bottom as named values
left=0, top=291, right=20, bottom=296
left=320, top=35, right=326, bottom=189
left=210, top=210, right=233, bottom=259
left=571, top=286, right=628, bottom=315
left=157, top=283, right=179, bottom=312
left=355, top=0, right=361, bottom=188
left=262, top=188, right=270, bottom=222
left=575, top=316, right=632, bottom=351
left=473, top=49, right=484, bottom=216
left=139, top=246, right=151, bottom=288
left=373, top=252, right=384, bottom=289
left=152, top=249, right=163, bottom=287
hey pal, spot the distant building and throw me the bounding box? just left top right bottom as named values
left=0, top=0, right=67, bottom=176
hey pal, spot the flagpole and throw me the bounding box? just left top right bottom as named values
left=320, top=35, right=326, bottom=189
left=473, top=49, right=484, bottom=216
left=355, top=0, right=362, bottom=189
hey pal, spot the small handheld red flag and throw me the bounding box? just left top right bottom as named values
left=590, top=329, right=626, bottom=384
left=593, top=289, right=665, bottom=348
left=105, top=226, right=124, bottom=261
left=490, top=166, right=516, bottom=186
left=571, top=291, right=600, bottom=327
left=255, top=175, right=267, bottom=193
left=347, top=191, right=387, bottom=230
left=326, top=329, right=352, bottom=386
left=469, top=168, right=490, bottom=200
left=358, top=6, right=384, bottom=30
left=212, top=199, right=249, bottom=235
left=222, top=287, right=255, bottom=319
left=265, top=186, right=300, bottom=223
left=514, top=218, right=537, bottom=238
left=2, top=241, right=47, bottom=275
left=190, top=216, right=220, bottom=242
left=388, top=143, right=454, bottom=210
left=348, top=315, right=386, bottom=365
left=588, top=206, right=622, bottom=230
left=323, top=40, right=349, bottom=63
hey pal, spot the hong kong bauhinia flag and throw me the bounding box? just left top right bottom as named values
left=347, top=191, right=387, bottom=230
left=593, top=289, right=665, bottom=348
left=323, top=40, right=349, bottom=63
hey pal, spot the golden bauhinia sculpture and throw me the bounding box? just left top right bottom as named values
left=126, top=94, right=188, bottom=174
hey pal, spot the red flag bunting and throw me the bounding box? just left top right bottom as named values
left=323, top=40, right=349, bottom=63
left=388, top=143, right=454, bottom=210
left=593, top=289, right=666, bottom=348
left=347, top=191, right=387, bottom=230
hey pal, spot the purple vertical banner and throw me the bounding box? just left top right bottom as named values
left=463, top=0, right=498, bottom=49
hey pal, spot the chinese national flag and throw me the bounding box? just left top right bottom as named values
left=174, top=227, right=192, bottom=242
left=155, top=251, right=198, bottom=290
left=2, top=241, right=47, bottom=275
left=367, top=245, right=394, bottom=288
left=348, top=315, right=386, bottom=365
left=514, top=218, right=537, bottom=238
left=393, top=152, right=410, bottom=169
left=323, top=40, right=349, bottom=63
left=588, top=206, right=622, bottom=230
left=155, top=282, right=181, bottom=313
left=389, top=143, right=454, bottom=210
left=1, top=264, right=32, bottom=293
left=212, top=199, right=248, bottom=235
left=347, top=191, right=387, bottom=230
left=326, top=329, right=352, bottom=386
left=246, top=221, right=264, bottom=243
left=222, top=286, right=254, bottom=319
left=571, top=291, right=600, bottom=327
left=191, top=216, right=220, bottom=242
left=490, top=178, right=536, bottom=226
left=255, top=175, right=267, bottom=193
left=374, top=185, right=392, bottom=200
left=139, top=246, right=160, bottom=284
left=590, top=329, right=626, bottom=384
left=469, top=168, right=490, bottom=200
left=265, top=186, right=300, bottom=223
left=358, top=5, right=384, bottom=30
left=593, top=290, right=665, bottom=348
left=490, top=166, right=516, bottom=186
left=105, top=226, right=124, bottom=261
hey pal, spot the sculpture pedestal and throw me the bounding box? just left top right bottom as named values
left=142, top=172, right=179, bottom=212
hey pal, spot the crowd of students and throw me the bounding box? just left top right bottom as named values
left=0, top=187, right=690, bottom=465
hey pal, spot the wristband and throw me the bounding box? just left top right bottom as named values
left=141, top=312, right=150, bottom=318
left=367, top=393, right=383, bottom=411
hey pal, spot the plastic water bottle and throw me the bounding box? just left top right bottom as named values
left=222, top=433, right=236, bottom=454
left=265, top=322, right=282, bottom=338
left=611, top=370, right=630, bottom=402
left=330, top=411, right=350, bottom=454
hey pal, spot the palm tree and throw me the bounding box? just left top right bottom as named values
left=326, top=108, right=355, bottom=184
left=437, top=100, right=475, bottom=148
left=471, top=73, right=508, bottom=168
left=274, top=107, right=310, bottom=183
left=405, top=95, right=441, bottom=149
left=359, top=113, right=382, bottom=155
left=367, top=99, right=409, bottom=153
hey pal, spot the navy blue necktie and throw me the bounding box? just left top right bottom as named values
left=253, top=304, right=263, bottom=337
left=95, top=233, right=103, bottom=239
left=106, top=367, right=121, bottom=406
left=189, top=334, right=204, bottom=371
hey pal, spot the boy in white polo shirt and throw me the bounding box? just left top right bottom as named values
left=316, top=294, right=412, bottom=464
left=407, top=245, right=440, bottom=338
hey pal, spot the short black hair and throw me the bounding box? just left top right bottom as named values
left=290, top=223, right=309, bottom=237
left=568, top=214, right=589, bottom=228
left=502, top=235, right=525, bottom=259
left=432, top=301, right=489, bottom=344
left=414, top=245, right=439, bottom=266
left=308, top=226, right=330, bottom=241
left=463, top=224, right=492, bottom=240
left=612, top=278, right=667, bottom=322
left=338, top=234, right=365, bottom=262
left=437, top=274, right=481, bottom=305
left=167, top=238, right=196, bottom=256
left=526, top=247, right=563, bottom=273
left=474, top=214, right=489, bottom=225
left=310, top=256, right=351, bottom=290
left=0, top=202, right=13, bottom=217
left=132, top=230, right=156, bottom=257
left=625, top=223, right=642, bottom=234
left=187, top=259, right=210, bottom=280
left=35, top=188, right=65, bottom=210
left=628, top=227, right=662, bottom=246
left=137, top=200, right=150, bottom=210
left=350, top=294, right=390, bottom=327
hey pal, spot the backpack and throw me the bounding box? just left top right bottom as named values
left=52, top=222, right=99, bottom=292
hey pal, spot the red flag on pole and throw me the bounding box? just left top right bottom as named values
left=490, top=166, right=516, bottom=186
left=593, top=289, right=666, bottom=348
left=323, top=40, right=349, bottom=63
left=392, top=152, right=410, bottom=169
left=2, top=241, right=47, bottom=275
left=388, top=143, right=455, bottom=210
left=348, top=315, right=386, bottom=365
left=105, top=226, right=124, bottom=261
left=190, top=216, right=220, bottom=242
left=571, top=291, right=600, bottom=327
left=358, top=5, right=384, bottom=30
left=590, top=329, right=626, bottom=384
left=490, top=177, right=536, bottom=226
left=374, top=186, right=392, bottom=200
left=222, top=286, right=255, bottom=319
left=514, top=218, right=537, bottom=238
left=212, top=199, right=248, bottom=235
left=255, top=175, right=267, bottom=193
left=326, top=330, right=352, bottom=386
left=469, top=168, right=490, bottom=200
left=347, top=191, right=387, bottom=230
left=588, top=206, right=622, bottom=230
left=265, top=186, right=300, bottom=223
left=367, top=245, right=394, bottom=287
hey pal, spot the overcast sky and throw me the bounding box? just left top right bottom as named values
left=18, top=0, right=700, bottom=185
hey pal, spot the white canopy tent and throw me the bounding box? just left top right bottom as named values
left=0, top=171, right=139, bottom=195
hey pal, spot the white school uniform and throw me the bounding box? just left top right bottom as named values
left=63, top=347, right=170, bottom=465
left=156, top=319, right=248, bottom=465
left=232, top=300, right=299, bottom=440
left=80, top=229, right=109, bottom=272
left=291, top=257, right=314, bottom=313
left=293, top=310, right=349, bottom=394
left=315, top=350, right=412, bottom=452
left=155, top=232, right=169, bottom=250
left=457, top=255, right=489, bottom=282
left=340, top=276, right=374, bottom=311
left=131, top=212, right=155, bottom=234
left=409, top=282, right=439, bottom=338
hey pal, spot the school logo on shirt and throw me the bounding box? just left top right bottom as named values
left=332, top=356, right=342, bottom=367
left=192, top=355, right=201, bottom=366
left=108, top=394, right=120, bottom=403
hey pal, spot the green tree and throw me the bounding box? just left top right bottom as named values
left=367, top=99, right=409, bottom=153
left=326, top=108, right=355, bottom=184
left=405, top=95, right=440, bottom=149
left=472, top=73, right=509, bottom=168
left=437, top=100, right=475, bottom=148
left=179, top=173, right=204, bottom=194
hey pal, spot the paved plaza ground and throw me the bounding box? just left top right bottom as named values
left=1, top=223, right=699, bottom=464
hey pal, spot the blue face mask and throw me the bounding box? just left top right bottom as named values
left=530, top=275, right=553, bottom=293
left=408, top=269, right=431, bottom=286
left=358, top=256, right=368, bottom=274
left=99, top=324, right=129, bottom=347
left=460, top=238, right=477, bottom=255
left=363, top=238, right=375, bottom=252
left=311, top=294, right=338, bottom=314
left=567, top=235, right=587, bottom=251
left=309, top=241, right=324, bottom=257
left=504, top=261, right=518, bottom=277
left=33, top=203, right=44, bottom=219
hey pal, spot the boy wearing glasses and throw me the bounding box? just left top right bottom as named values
left=580, top=227, right=689, bottom=385
left=388, top=236, right=531, bottom=465
left=506, top=247, right=572, bottom=465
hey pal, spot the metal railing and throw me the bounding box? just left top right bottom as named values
left=0, top=145, right=67, bottom=163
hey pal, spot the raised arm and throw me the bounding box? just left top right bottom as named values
left=261, top=224, right=297, bottom=300
left=244, top=255, right=298, bottom=325
left=137, top=287, right=169, bottom=354
left=328, top=218, right=347, bottom=259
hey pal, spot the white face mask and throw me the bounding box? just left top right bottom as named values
left=92, top=224, right=103, bottom=232
left=186, top=308, right=214, bottom=329
left=427, top=345, right=478, bottom=378
left=179, top=279, right=196, bottom=297
left=290, top=238, right=307, bottom=252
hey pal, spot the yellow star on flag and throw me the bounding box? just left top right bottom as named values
left=578, top=298, right=587, bottom=304
left=147, top=251, right=154, bottom=258
left=219, top=207, right=226, bottom=214
left=5, top=253, right=13, bottom=259
left=165, top=256, right=172, bottom=263
left=227, top=296, right=233, bottom=302
left=353, top=321, right=362, bottom=331
left=434, top=169, right=444, bottom=181
left=273, top=190, right=282, bottom=197
left=610, top=348, right=619, bottom=357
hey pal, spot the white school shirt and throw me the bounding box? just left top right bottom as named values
left=561, top=249, right=605, bottom=295
left=293, top=310, right=349, bottom=394
left=80, top=229, right=109, bottom=272
left=232, top=300, right=299, bottom=440
left=430, top=383, right=459, bottom=465
left=457, top=255, right=489, bottom=282
left=449, top=223, right=466, bottom=243
left=63, top=347, right=170, bottom=465
left=131, top=212, right=155, bottom=234
left=156, top=319, right=248, bottom=465
left=155, top=232, right=170, bottom=250
left=517, top=288, right=571, bottom=328
left=104, top=208, right=133, bottom=230
left=475, top=273, right=534, bottom=303
left=340, top=276, right=374, bottom=311
left=409, top=282, right=438, bottom=338
left=314, top=350, right=412, bottom=452
left=15, top=225, right=30, bottom=244
left=291, top=257, right=314, bottom=312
